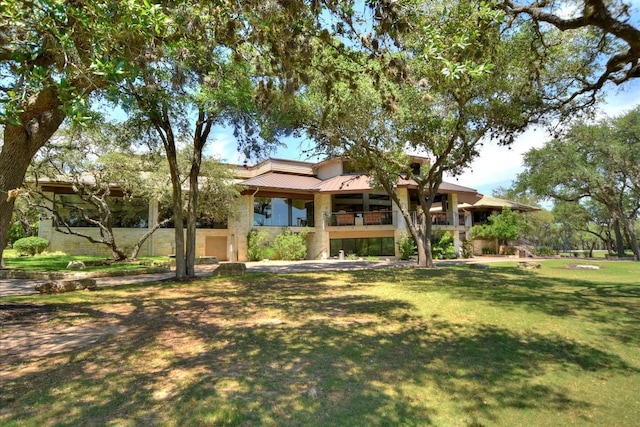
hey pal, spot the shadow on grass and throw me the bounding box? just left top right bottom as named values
left=351, top=265, right=640, bottom=347
left=1, top=271, right=637, bottom=426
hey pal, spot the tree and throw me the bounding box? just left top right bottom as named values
left=553, top=199, right=618, bottom=254
left=503, top=0, right=640, bottom=93
left=518, top=107, right=640, bottom=260
left=26, top=123, right=240, bottom=261
left=492, top=186, right=560, bottom=252
left=114, top=0, right=377, bottom=277
left=308, top=0, right=595, bottom=267
left=25, top=124, right=169, bottom=260
left=0, top=0, right=168, bottom=268
left=470, top=207, right=525, bottom=253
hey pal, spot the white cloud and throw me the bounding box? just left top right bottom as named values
left=205, top=128, right=244, bottom=163
left=444, top=127, right=551, bottom=194
left=447, top=79, right=640, bottom=195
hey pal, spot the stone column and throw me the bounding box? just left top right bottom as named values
left=447, top=193, right=461, bottom=256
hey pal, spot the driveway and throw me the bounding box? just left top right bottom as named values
left=0, top=257, right=512, bottom=297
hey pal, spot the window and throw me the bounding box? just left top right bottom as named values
left=473, top=211, right=491, bottom=224
left=330, top=237, right=395, bottom=257
left=254, top=197, right=314, bottom=227
left=157, top=205, right=227, bottom=229
left=54, top=194, right=149, bottom=228
left=332, top=193, right=390, bottom=213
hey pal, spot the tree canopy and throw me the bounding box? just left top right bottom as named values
left=517, top=106, right=640, bottom=259
left=503, top=0, right=640, bottom=94
left=305, top=0, right=609, bottom=266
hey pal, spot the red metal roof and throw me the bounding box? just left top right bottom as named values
left=240, top=171, right=479, bottom=197
left=241, top=173, right=322, bottom=191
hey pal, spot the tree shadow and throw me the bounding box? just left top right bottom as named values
left=1, top=271, right=637, bottom=426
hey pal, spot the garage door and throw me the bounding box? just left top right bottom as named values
left=205, top=236, right=228, bottom=261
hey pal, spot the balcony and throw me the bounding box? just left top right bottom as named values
left=410, top=212, right=467, bottom=229
left=328, top=211, right=394, bottom=227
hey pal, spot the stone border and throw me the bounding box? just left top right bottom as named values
left=0, top=266, right=170, bottom=280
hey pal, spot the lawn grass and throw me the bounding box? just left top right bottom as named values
left=1, top=259, right=639, bottom=426
left=2, top=250, right=169, bottom=273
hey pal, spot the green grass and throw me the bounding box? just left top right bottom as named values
left=1, top=260, right=639, bottom=426
left=2, top=250, right=169, bottom=273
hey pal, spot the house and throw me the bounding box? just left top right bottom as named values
left=38, top=157, right=533, bottom=260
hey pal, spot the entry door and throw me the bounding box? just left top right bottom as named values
left=205, top=236, right=228, bottom=261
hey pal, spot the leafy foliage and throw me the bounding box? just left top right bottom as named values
left=517, top=107, right=640, bottom=260
left=432, top=232, right=457, bottom=260
left=397, top=233, right=417, bottom=260
left=13, top=237, right=50, bottom=256
left=272, top=228, right=309, bottom=261
left=470, top=207, right=524, bottom=242
left=247, top=229, right=270, bottom=262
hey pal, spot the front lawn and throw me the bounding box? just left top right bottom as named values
left=2, top=251, right=169, bottom=273
left=1, top=260, right=638, bottom=426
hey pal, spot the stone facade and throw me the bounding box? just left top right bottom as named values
left=38, top=158, right=490, bottom=261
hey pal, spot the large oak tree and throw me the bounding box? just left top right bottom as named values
left=518, top=107, right=640, bottom=260
left=0, top=0, right=168, bottom=268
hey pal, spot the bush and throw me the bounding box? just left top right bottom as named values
left=397, top=233, right=416, bottom=260
left=534, top=246, right=558, bottom=257
left=247, top=229, right=270, bottom=261
left=13, top=237, right=50, bottom=256
left=272, top=228, right=308, bottom=260
left=432, top=232, right=456, bottom=260
left=461, top=238, right=474, bottom=258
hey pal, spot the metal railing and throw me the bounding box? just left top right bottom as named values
left=328, top=211, right=394, bottom=227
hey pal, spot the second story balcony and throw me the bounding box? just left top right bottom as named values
left=328, top=211, right=395, bottom=227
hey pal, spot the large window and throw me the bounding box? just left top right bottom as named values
left=330, top=237, right=395, bottom=257
left=332, top=193, right=391, bottom=213
left=54, top=194, right=149, bottom=228
left=157, top=204, right=227, bottom=229
left=254, top=197, right=314, bottom=227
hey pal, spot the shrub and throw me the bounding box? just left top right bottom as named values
left=272, top=228, right=308, bottom=260
left=397, top=233, right=416, bottom=260
left=247, top=229, right=270, bottom=261
left=461, top=238, right=474, bottom=258
left=432, top=232, right=456, bottom=260
left=13, top=237, right=50, bottom=256
left=534, top=246, right=558, bottom=257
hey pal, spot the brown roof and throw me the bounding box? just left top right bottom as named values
left=465, top=195, right=539, bottom=211
left=241, top=171, right=481, bottom=198
left=314, top=175, right=376, bottom=193
left=430, top=195, right=539, bottom=213
left=241, top=173, right=322, bottom=191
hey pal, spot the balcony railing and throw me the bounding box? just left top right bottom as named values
left=328, top=211, right=394, bottom=227
left=410, top=211, right=466, bottom=227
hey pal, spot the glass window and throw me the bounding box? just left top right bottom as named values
left=158, top=204, right=226, bottom=229
left=54, top=194, right=148, bottom=228
left=329, top=237, right=395, bottom=257
left=254, top=197, right=314, bottom=227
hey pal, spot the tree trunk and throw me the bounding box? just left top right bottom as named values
left=167, top=151, right=185, bottom=279
left=130, top=218, right=171, bottom=260
left=612, top=217, right=625, bottom=256
left=0, top=91, right=66, bottom=268
left=418, top=215, right=435, bottom=268
left=619, top=214, right=640, bottom=261
left=185, top=114, right=212, bottom=277
left=186, top=168, right=199, bottom=277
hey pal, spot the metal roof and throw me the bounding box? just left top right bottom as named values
left=240, top=173, right=322, bottom=191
